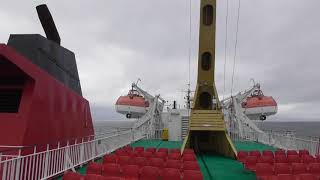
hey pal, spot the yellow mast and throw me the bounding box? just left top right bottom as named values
left=182, top=0, right=237, bottom=158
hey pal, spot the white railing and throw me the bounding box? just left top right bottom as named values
left=230, top=130, right=320, bottom=156
left=0, top=129, right=146, bottom=180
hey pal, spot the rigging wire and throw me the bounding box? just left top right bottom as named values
left=231, top=0, right=241, bottom=97
left=187, top=0, right=192, bottom=90
left=222, top=0, right=229, bottom=100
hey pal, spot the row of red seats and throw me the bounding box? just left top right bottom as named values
left=242, top=155, right=320, bottom=169
left=254, top=162, right=320, bottom=180
left=63, top=165, right=203, bottom=180
left=117, top=146, right=195, bottom=156
left=238, top=149, right=315, bottom=159
left=104, top=153, right=196, bottom=164
left=257, top=174, right=319, bottom=180
left=99, top=158, right=200, bottom=171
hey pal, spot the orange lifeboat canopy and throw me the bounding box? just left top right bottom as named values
left=242, top=90, right=277, bottom=120
left=115, top=90, right=149, bottom=118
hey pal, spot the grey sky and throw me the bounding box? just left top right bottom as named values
left=1, top=0, right=319, bottom=122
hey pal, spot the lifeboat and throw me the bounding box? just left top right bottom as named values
left=115, top=89, right=149, bottom=118
left=241, top=89, right=277, bottom=120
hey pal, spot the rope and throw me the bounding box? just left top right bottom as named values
left=223, top=0, right=229, bottom=100
left=231, top=0, right=241, bottom=96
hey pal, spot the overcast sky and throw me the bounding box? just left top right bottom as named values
left=1, top=0, right=319, bottom=122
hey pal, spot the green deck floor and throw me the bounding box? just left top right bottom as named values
left=59, top=140, right=276, bottom=180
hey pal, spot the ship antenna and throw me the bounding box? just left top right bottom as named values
left=36, top=4, right=61, bottom=44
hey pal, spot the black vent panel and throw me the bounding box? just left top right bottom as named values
left=0, top=89, right=22, bottom=113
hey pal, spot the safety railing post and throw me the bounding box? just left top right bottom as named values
left=43, top=144, right=50, bottom=178
left=64, top=141, right=69, bottom=170
left=80, top=138, right=84, bottom=167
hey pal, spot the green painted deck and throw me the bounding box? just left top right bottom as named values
left=59, top=140, right=276, bottom=180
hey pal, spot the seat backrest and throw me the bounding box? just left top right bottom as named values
left=255, top=163, right=274, bottom=176
left=140, top=166, right=160, bottom=180
left=161, top=168, right=181, bottom=180
left=275, top=149, right=286, bottom=156
left=158, top=148, right=169, bottom=154
left=134, top=157, right=148, bottom=167
left=288, top=155, right=300, bottom=164
left=150, top=158, right=165, bottom=169
left=296, top=173, right=317, bottom=180
left=183, top=161, right=200, bottom=171
left=146, top=147, right=156, bottom=154
left=183, top=170, right=203, bottom=180
left=118, top=156, right=134, bottom=165
left=155, top=152, right=167, bottom=160
left=299, top=149, right=310, bottom=157
left=115, top=149, right=127, bottom=156
left=274, top=163, right=291, bottom=175
left=262, top=150, right=274, bottom=158
left=275, top=155, right=288, bottom=163
left=123, top=146, right=133, bottom=153
left=249, top=150, right=261, bottom=157
left=122, top=165, right=140, bottom=179
left=63, top=171, right=83, bottom=180
left=170, top=148, right=181, bottom=154
left=166, top=160, right=182, bottom=169
left=143, top=151, right=153, bottom=159
left=301, top=155, right=315, bottom=164
left=183, top=148, right=195, bottom=155
left=103, top=154, right=118, bottom=164
left=183, top=154, right=197, bottom=161
left=308, top=163, right=320, bottom=174
left=258, top=156, right=274, bottom=165
left=245, top=156, right=258, bottom=164
left=102, top=163, right=121, bottom=177
left=287, top=150, right=298, bottom=156
left=168, top=153, right=182, bottom=160
left=134, top=146, right=145, bottom=153
left=87, top=162, right=103, bottom=175
left=237, top=151, right=248, bottom=159
left=292, top=163, right=306, bottom=175
left=84, top=174, right=106, bottom=180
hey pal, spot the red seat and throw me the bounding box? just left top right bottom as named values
left=276, top=174, right=295, bottom=180
left=275, top=150, right=286, bottom=157
left=146, top=147, right=156, bottom=154
left=249, top=150, right=261, bottom=157
left=262, top=150, right=274, bottom=158
left=308, top=163, right=320, bottom=175
left=140, top=166, right=160, bottom=180
left=255, top=163, right=274, bottom=179
left=275, top=155, right=288, bottom=163
left=183, top=161, right=200, bottom=171
left=292, top=163, right=307, bottom=175
left=296, top=173, right=317, bottom=180
left=102, top=163, right=121, bottom=177
left=274, top=163, right=291, bottom=175
left=183, top=154, right=197, bottom=161
left=128, top=151, right=140, bottom=158
left=134, top=157, right=148, bottom=167
left=158, top=148, right=169, bottom=154
left=84, top=174, right=106, bottom=180
left=299, top=149, right=310, bottom=157
left=142, top=151, right=153, bottom=159
left=150, top=158, right=165, bottom=169
left=183, top=148, right=195, bottom=155
left=103, top=154, right=118, bottom=164
left=237, top=151, right=248, bottom=163
left=287, top=150, right=298, bottom=156
left=155, top=152, right=167, bottom=160
left=258, top=156, right=274, bottom=165
left=161, top=168, right=181, bottom=180
left=134, top=146, right=144, bottom=153
left=170, top=148, right=181, bottom=154
left=301, top=155, right=316, bottom=164
left=168, top=153, right=182, bottom=160
left=123, top=146, right=133, bottom=153
left=182, top=170, right=203, bottom=180
left=244, top=156, right=258, bottom=171
left=63, top=171, right=83, bottom=180
left=288, top=155, right=300, bottom=164
left=118, top=156, right=134, bottom=165
left=122, top=165, right=139, bottom=180
left=87, top=162, right=103, bottom=175
left=104, top=177, right=125, bottom=180
left=115, top=149, right=127, bottom=156
left=166, top=160, right=182, bottom=169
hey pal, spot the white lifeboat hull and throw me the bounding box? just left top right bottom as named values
left=243, top=106, right=277, bottom=120
left=115, top=105, right=147, bottom=118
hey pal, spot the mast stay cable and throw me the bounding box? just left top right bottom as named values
left=223, top=0, right=229, bottom=100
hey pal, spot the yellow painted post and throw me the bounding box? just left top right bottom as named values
left=183, top=0, right=237, bottom=159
